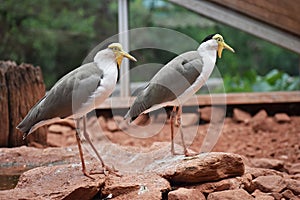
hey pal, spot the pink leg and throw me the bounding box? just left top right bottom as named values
left=82, top=116, right=120, bottom=176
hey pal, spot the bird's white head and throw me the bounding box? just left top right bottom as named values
left=108, top=43, right=137, bottom=68
left=201, top=34, right=235, bottom=58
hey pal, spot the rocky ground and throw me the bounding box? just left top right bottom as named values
left=0, top=108, right=299, bottom=199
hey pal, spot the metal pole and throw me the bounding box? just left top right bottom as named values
left=118, top=0, right=130, bottom=97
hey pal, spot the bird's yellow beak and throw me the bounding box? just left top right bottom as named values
left=116, top=51, right=137, bottom=68
left=217, top=41, right=235, bottom=58
left=121, top=51, right=137, bottom=62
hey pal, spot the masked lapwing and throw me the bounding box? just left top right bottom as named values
left=125, top=34, right=234, bottom=156
left=17, top=43, right=137, bottom=178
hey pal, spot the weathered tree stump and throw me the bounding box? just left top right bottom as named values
left=0, top=61, right=47, bottom=147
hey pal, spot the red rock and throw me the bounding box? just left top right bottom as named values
left=98, top=116, right=107, bottom=130
left=198, top=106, right=225, bottom=123
left=47, top=133, right=65, bottom=147
left=252, top=189, right=275, bottom=200
left=238, top=173, right=255, bottom=193
left=101, top=173, right=170, bottom=200
left=190, top=172, right=253, bottom=194
left=252, top=175, right=286, bottom=193
left=199, top=106, right=212, bottom=122
left=0, top=146, right=83, bottom=169
left=53, top=119, right=76, bottom=129
left=252, top=117, right=275, bottom=133
left=207, top=189, right=254, bottom=200
left=106, top=119, right=119, bottom=132
left=254, top=195, right=275, bottom=200
left=48, top=124, right=65, bottom=134
left=252, top=110, right=268, bottom=122
left=248, top=158, right=285, bottom=171
left=168, top=188, right=205, bottom=200
left=156, top=152, right=245, bottom=184
left=233, top=108, right=251, bottom=124
left=131, top=113, right=151, bottom=126
left=190, top=177, right=240, bottom=194
left=0, top=164, right=106, bottom=200
left=281, top=189, right=297, bottom=199
left=288, top=163, right=300, bottom=175
left=274, top=113, right=291, bottom=123
left=245, top=167, right=283, bottom=179
left=285, top=178, right=300, bottom=195
left=271, top=192, right=282, bottom=200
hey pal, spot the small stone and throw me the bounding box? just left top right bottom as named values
left=233, top=108, right=251, bottom=124
left=252, top=117, right=275, bottom=133
left=252, top=110, right=268, bottom=122
left=248, top=158, right=285, bottom=171
left=48, top=124, right=71, bottom=134
left=245, top=167, right=283, bottom=179
left=285, top=178, right=300, bottom=195
left=98, top=116, right=107, bottom=130
left=181, top=113, right=199, bottom=127
left=281, top=189, right=297, bottom=199
left=252, top=175, right=286, bottom=193
left=47, top=133, right=65, bottom=147
left=168, top=188, right=205, bottom=200
left=191, top=177, right=241, bottom=194
left=207, top=189, right=254, bottom=200
left=274, top=113, right=291, bottom=123
left=252, top=189, right=275, bottom=200
left=199, top=106, right=212, bottom=122
left=54, top=119, right=76, bottom=129
left=271, top=192, right=282, bottom=200
left=107, top=119, right=119, bottom=132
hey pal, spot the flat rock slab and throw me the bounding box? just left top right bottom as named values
left=207, top=189, right=254, bottom=200
left=149, top=152, right=245, bottom=184
left=0, top=146, right=82, bottom=169
left=102, top=173, right=170, bottom=199
left=0, top=164, right=106, bottom=200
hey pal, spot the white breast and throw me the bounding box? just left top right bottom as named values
left=75, top=50, right=118, bottom=117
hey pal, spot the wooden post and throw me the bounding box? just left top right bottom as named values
left=0, top=61, right=47, bottom=147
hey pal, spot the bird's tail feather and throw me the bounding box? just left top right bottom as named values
left=16, top=97, right=45, bottom=138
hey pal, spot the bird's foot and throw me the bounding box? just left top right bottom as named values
left=101, top=165, right=122, bottom=177
left=82, top=170, right=96, bottom=180
left=184, top=150, right=199, bottom=157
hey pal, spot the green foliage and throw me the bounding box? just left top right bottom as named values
left=219, top=69, right=300, bottom=93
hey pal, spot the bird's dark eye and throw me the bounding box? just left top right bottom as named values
left=217, top=38, right=221, bottom=42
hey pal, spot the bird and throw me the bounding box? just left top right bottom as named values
left=124, top=33, right=234, bottom=156
left=17, top=43, right=137, bottom=178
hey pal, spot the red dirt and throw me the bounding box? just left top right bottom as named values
left=47, top=114, right=300, bottom=164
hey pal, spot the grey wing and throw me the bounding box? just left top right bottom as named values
left=17, top=62, right=102, bottom=134
left=125, top=51, right=203, bottom=120
left=40, top=62, right=102, bottom=118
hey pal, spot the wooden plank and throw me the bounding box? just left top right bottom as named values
left=168, top=0, right=300, bottom=54
left=97, top=91, right=300, bottom=109
left=208, top=0, right=300, bottom=36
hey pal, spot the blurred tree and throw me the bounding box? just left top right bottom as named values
left=0, top=0, right=117, bottom=88
left=0, top=0, right=298, bottom=92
